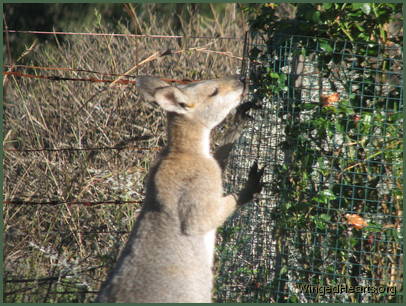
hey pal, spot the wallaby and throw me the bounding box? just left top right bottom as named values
left=95, top=76, right=263, bottom=303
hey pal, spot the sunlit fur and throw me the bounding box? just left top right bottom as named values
left=96, top=76, right=244, bottom=303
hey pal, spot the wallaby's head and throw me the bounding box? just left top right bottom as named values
left=136, top=76, right=245, bottom=129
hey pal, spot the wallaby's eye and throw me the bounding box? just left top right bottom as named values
left=178, top=102, right=188, bottom=109
left=209, top=88, right=219, bottom=97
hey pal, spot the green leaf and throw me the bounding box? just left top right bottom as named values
left=319, top=41, right=333, bottom=53
left=312, top=190, right=336, bottom=204
left=362, top=113, right=372, bottom=124
left=351, top=3, right=363, bottom=10
left=279, top=73, right=287, bottom=82
left=361, top=4, right=371, bottom=15
left=312, top=11, right=321, bottom=23
left=335, top=120, right=345, bottom=133
left=387, top=112, right=403, bottom=122
left=352, top=3, right=371, bottom=15
left=337, top=100, right=354, bottom=115
left=319, top=213, right=331, bottom=222
left=364, top=223, right=382, bottom=233
left=312, top=117, right=330, bottom=130
left=303, top=103, right=318, bottom=110
left=349, top=237, right=358, bottom=247
left=312, top=214, right=331, bottom=230
left=354, top=23, right=365, bottom=32
left=386, top=228, right=400, bottom=242
left=320, top=190, right=336, bottom=199
left=322, top=3, right=332, bottom=10
left=280, top=265, right=288, bottom=275
left=270, top=72, right=279, bottom=79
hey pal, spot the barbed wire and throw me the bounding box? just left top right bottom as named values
left=3, top=71, right=136, bottom=85
left=3, top=70, right=199, bottom=86
left=4, top=37, right=245, bottom=88
left=7, top=229, right=131, bottom=237
left=4, top=64, right=139, bottom=78
left=4, top=146, right=161, bottom=153
left=4, top=44, right=244, bottom=85
left=5, top=29, right=244, bottom=40
left=3, top=199, right=143, bottom=206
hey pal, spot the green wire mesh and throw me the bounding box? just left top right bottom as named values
left=215, top=34, right=403, bottom=303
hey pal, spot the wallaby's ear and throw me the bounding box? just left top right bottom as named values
left=136, top=76, right=190, bottom=114
left=154, top=86, right=189, bottom=114
left=136, top=76, right=170, bottom=102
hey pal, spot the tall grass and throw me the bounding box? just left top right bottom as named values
left=3, top=4, right=246, bottom=302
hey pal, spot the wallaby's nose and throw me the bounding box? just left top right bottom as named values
left=227, top=75, right=246, bottom=93
left=238, top=76, right=249, bottom=97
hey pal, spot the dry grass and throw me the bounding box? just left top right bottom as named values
left=3, top=4, right=247, bottom=302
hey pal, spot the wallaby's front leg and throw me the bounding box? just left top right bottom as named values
left=180, top=194, right=237, bottom=236
left=181, top=161, right=264, bottom=237
left=213, top=102, right=262, bottom=171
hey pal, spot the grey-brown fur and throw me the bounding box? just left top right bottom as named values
left=96, top=76, right=263, bottom=303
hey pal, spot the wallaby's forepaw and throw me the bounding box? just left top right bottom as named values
left=247, top=161, right=265, bottom=194
left=237, top=161, right=265, bottom=206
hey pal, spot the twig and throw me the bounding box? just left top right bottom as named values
left=109, top=51, right=161, bottom=87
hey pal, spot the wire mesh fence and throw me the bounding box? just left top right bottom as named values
left=215, top=34, right=403, bottom=302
